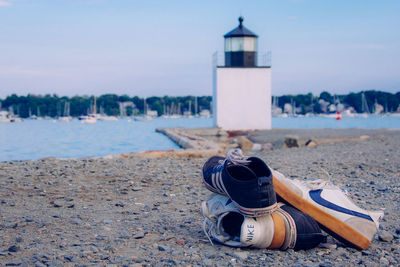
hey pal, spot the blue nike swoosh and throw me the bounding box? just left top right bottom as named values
left=309, top=189, right=373, bottom=221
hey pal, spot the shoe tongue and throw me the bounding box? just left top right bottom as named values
left=240, top=216, right=274, bottom=248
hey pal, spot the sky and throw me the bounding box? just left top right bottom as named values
left=0, top=0, right=399, bottom=98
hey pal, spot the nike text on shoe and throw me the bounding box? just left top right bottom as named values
left=201, top=194, right=326, bottom=250
left=272, top=170, right=384, bottom=250
left=202, top=149, right=277, bottom=217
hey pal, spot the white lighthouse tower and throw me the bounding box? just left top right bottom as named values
left=213, top=17, right=271, bottom=130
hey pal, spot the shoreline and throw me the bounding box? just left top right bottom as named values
left=151, top=127, right=400, bottom=157
left=2, top=128, right=400, bottom=162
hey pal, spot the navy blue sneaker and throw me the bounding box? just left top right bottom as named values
left=202, top=149, right=277, bottom=217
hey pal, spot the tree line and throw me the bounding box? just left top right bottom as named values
left=276, top=90, right=400, bottom=114
left=0, top=94, right=212, bottom=118
left=0, top=90, right=399, bottom=118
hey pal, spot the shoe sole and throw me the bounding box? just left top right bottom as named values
left=203, top=180, right=278, bottom=217
left=273, top=175, right=370, bottom=250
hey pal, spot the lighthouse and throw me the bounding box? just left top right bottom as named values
left=213, top=17, right=272, bottom=130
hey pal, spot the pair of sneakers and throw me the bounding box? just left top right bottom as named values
left=202, top=149, right=384, bottom=250
left=202, top=149, right=326, bottom=250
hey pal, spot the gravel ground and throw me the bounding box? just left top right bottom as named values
left=0, top=132, right=399, bottom=266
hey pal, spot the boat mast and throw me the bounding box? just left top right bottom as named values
left=361, top=93, right=370, bottom=114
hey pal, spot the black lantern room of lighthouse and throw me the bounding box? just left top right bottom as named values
left=224, top=17, right=258, bottom=67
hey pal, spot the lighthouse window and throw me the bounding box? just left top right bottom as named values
left=225, top=37, right=256, bottom=52
left=243, top=37, right=256, bottom=52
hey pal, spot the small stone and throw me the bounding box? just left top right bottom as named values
left=132, top=187, right=143, bottom=191
left=71, top=219, right=81, bottom=225
left=305, top=139, right=317, bottom=147
left=176, top=238, right=186, bottom=245
left=284, top=135, right=299, bottom=148
left=237, top=136, right=254, bottom=151
left=15, top=237, right=23, bottom=243
left=362, top=251, right=371, bottom=256
left=35, top=262, right=47, bottom=267
left=64, top=254, right=76, bottom=262
left=133, top=232, right=145, bottom=239
left=115, top=202, right=125, bottom=207
left=103, top=219, right=112, bottom=224
left=234, top=251, right=248, bottom=260
left=99, top=255, right=109, bottom=260
left=318, top=242, right=337, bottom=249
left=252, top=143, right=262, bottom=151
left=96, top=235, right=106, bottom=240
left=5, top=262, right=22, bottom=266
left=158, top=244, right=170, bottom=252
left=379, top=231, right=394, bottom=242
left=53, top=202, right=62, bottom=208
left=131, top=257, right=145, bottom=263
left=8, top=245, right=20, bottom=252
left=261, top=143, right=272, bottom=151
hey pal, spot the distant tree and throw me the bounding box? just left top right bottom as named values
left=319, top=91, right=333, bottom=103
left=97, top=94, right=119, bottom=115
left=343, top=92, right=362, bottom=112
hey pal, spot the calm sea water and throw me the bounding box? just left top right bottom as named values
left=1, top=115, right=399, bottom=161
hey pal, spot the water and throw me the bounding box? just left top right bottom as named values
left=0, top=117, right=213, bottom=161
left=1, top=115, right=399, bottom=161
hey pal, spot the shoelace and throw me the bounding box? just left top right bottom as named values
left=302, top=179, right=329, bottom=190
left=202, top=219, right=214, bottom=246
left=298, top=179, right=349, bottom=195
left=218, top=148, right=251, bottom=165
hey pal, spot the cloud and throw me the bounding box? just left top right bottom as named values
left=0, top=0, right=11, bottom=6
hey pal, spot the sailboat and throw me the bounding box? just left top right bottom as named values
left=81, top=97, right=97, bottom=123
left=360, top=93, right=370, bottom=118
left=184, top=100, right=193, bottom=117
left=194, top=97, right=199, bottom=117
left=59, top=102, right=71, bottom=122
left=134, top=98, right=152, bottom=121
left=98, top=106, right=118, bottom=121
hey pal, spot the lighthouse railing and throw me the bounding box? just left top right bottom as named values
left=212, top=51, right=272, bottom=68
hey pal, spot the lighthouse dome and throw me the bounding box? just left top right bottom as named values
left=224, top=16, right=258, bottom=38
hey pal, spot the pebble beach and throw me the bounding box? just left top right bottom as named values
left=1, top=129, right=399, bottom=266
